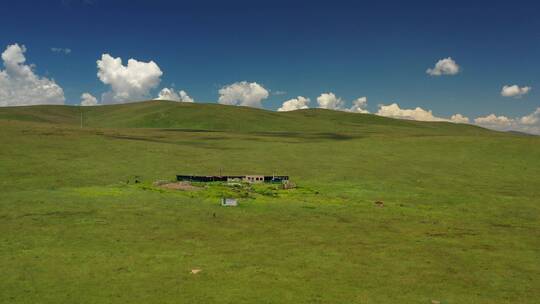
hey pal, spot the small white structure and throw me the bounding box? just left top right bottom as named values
left=221, top=198, right=238, bottom=207
left=243, top=175, right=264, bottom=184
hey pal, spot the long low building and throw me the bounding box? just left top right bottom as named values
left=176, top=174, right=289, bottom=183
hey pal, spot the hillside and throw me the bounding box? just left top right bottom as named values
left=0, top=100, right=494, bottom=135
left=1, top=100, right=539, bottom=303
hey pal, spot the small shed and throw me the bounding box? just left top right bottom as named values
left=221, top=198, right=238, bottom=207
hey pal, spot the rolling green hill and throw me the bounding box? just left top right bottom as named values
left=0, top=100, right=494, bottom=135
left=1, top=101, right=539, bottom=304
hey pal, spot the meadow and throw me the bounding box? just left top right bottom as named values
left=1, top=101, right=539, bottom=303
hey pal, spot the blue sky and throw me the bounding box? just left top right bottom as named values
left=1, top=0, right=539, bottom=132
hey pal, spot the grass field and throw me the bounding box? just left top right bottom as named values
left=1, top=100, right=539, bottom=303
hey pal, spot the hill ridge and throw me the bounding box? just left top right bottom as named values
left=0, top=100, right=497, bottom=135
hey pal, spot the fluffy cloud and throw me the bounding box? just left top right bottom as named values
left=218, top=81, right=269, bottom=107
left=376, top=103, right=470, bottom=125
left=51, top=47, right=71, bottom=54
left=376, top=102, right=540, bottom=135
left=97, top=54, right=163, bottom=104
left=80, top=92, right=98, bottom=106
left=450, top=113, right=470, bottom=123
left=501, top=85, right=531, bottom=98
left=156, top=88, right=194, bottom=103
left=520, top=108, right=540, bottom=125
left=376, top=103, right=447, bottom=121
left=316, top=92, right=345, bottom=110
left=474, top=114, right=513, bottom=127
left=278, top=96, right=310, bottom=112
left=348, top=97, right=369, bottom=113
left=426, top=57, right=460, bottom=76
left=316, top=93, right=370, bottom=113
left=473, top=108, right=540, bottom=135
left=0, top=43, right=65, bottom=106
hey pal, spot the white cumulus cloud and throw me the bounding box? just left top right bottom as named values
left=473, top=108, right=540, bottom=135
left=375, top=102, right=540, bottom=134
left=155, top=88, right=194, bottom=103
left=450, top=113, right=470, bottom=123
left=376, top=103, right=470, bottom=125
left=317, top=92, right=345, bottom=110
left=520, top=108, right=540, bottom=125
left=80, top=92, right=98, bottom=106
left=348, top=96, right=369, bottom=113
left=97, top=54, right=163, bottom=104
left=501, top=85, right=531, bottom=98
left=474, top=114, right=513, bottom=127
left=376, top=103, right=447, bottom=122
left=278, top=96, right=310, bottom=112
left=426, top=57, right=460, bottom=76
left=218, top=81, right=269, bottom=108
left=375, top=101, right=540, bottom=135
left=0, top=43, right=65, bottom=106
left=316, top=93, right=370, bottom=113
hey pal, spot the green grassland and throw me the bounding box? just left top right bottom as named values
left=0, top=100, right=539, bottom=303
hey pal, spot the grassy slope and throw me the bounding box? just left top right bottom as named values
left=0, top=101, right=539, bottom=304
left=0, top=100, right=493, bottom=134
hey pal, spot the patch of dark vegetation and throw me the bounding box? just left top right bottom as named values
left=317, top=132, right=357, bottom=140
left=426, top=229, right=478, bottom=238
left=105, top=134, right=165, bottom=143
left=17, top=210, right=96, bottom=219
left=507, top=130, right=537, bottom=137
left=197, top=136, right=230, bottom=141
left=252, top=131, right=358, bottom=141
left=374, top=200, right=384, bottom=207
left=103, top=134, right=240, bottom=150
left=20, top=129, right=73, bottom=137
left=160, top=128, right=221, bottom=133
